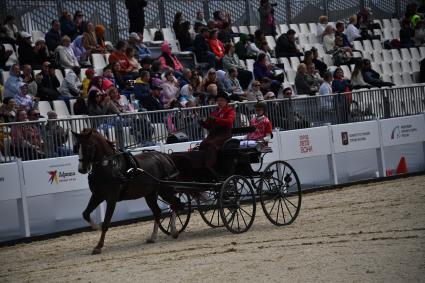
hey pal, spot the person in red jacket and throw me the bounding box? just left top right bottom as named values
left=199, top=91, right=235, bottom=173
left=247, top=102, right=272, bottom=141
left=208, top=29, right=225, bottom=59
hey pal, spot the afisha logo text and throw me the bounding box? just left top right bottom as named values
left=48, top=170, right=76, bottom=184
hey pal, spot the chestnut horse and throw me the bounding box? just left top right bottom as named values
left=73, top=129, right=181, bottom=254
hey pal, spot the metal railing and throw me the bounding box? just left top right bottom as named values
left=1, top=0, right=405, bottom=42
left=1, top=84, right=424, bottom=162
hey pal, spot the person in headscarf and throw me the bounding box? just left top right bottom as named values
left=71, top=34, right=86, bottom=62
left=159, top=41, right=184, bottom=75
left=95, top=25, right=106, bottom=50
left=234, top=33, right=257, bottom=60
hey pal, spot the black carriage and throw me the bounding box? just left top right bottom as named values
left=146, top=127, right=302, bottom=235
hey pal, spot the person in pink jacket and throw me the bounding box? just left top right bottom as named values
left=160, top=70, right=180, bottom=108
left=159, top=41, right=184, bottom=77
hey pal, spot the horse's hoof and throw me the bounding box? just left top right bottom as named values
left=146, top=238, right=155, bottom=244
left=92, top=248, right=102, bottom=255
left=171, top=232, right=179, bottom=239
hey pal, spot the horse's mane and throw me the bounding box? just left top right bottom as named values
left=81, top=128, right=116, bottom=150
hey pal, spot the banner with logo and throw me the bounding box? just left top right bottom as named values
left=23, top=156, right=89, bottom=197
left=280, top=126, right=331, bottom=160
left=163, top=141, right=200, bottom=153
left=381, top=115, right=425, bottom=147
left=0, top=162, right=22, bottom=201
left=332, top=121, right=381, bottom=153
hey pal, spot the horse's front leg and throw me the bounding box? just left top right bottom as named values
left=145, top=192, right=162, bottom=243
left=82, top=194, right=104, bottom=230
left=92, top=199, right=116, bottom=255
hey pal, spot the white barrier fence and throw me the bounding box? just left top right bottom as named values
left=1, top=114, right=425, bottom=242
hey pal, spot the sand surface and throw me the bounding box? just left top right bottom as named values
left=1, top=175, right=425, bottom=282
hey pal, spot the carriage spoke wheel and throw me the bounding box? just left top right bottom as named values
left=259, top=161, right=302, bottom=226
left=157, top=192, right=191, bottom=235
left=196, top=191, right=224, bottom=228
left=219, top=175, right=256, bottom=234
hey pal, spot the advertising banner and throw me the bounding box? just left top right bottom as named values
left=163, top=141, right=200, bottom=153
left=0, top=162, right=22, bottom=201
left=280, top=126, right=331, bottom=160
left=23, top=156, right=89, bottom=197
left=381, top=115, right=425, bottom=147
left=332, top=121, right=381, bottom=153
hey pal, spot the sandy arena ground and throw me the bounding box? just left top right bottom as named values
left=1, top=175, right=424, bottom=282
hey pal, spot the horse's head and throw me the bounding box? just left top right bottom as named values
left=72, top=128, right=114, bottom=174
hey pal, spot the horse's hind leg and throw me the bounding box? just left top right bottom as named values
left=83, top=194, right=104, bottom=230
left=145, top=192, right=162, bottom=243
left=92, top=199, right=116, bottom=255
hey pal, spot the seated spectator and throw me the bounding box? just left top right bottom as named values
left=56, top=35, right=80, bottom=68
left=180, top=68, right=192, bottom=88
left=60, top=9, right=77, bottom=39
left=126, top=46, right=141, bottom=73
left=335, top=22, right=352, bottom=47
left=3, top=64, right=22, bottom=99
left=11, top=109, right=45, bottom=160
left=21, top=65, right=38, bottom=97
left=295, top=63, right=317, bottom=95
left=33, top=39, right=49, bottom=69
left=95, top=25, right=106, bottom=51
left=306, top=63, right=323, bottom=91
left=88, top=76, right=106, bottom=98
left=351, top=60, right=371, bottom=89
left=190, top=69, right=203, bottom=93
left=322, top=25, right=335, bottom=53
left=14, top=82, right=37, bottom=111
left=346, top=15, right=362, bottom=43
left=73, top=10, right=85, bottom=35
left=178, top=84, right=196, bottom=107
left=59, top=66, right=82, bottom=100
left=400, top=19, right=415, bottom=48
left=83, top=22, right=104, bottom=54
left=253, top=53, right=283, bottom=94
left=159, top=41, right=184, bottom=75
left=209, top=29, right=225, bottom=60
left=246, top=80, right=264, bottom=101
left=82, top=68, right=95, bottom=98
left=193, top=27, right=216, bottom=69
left=45, top=20, right=62, bottom=54
left=234, top=34, right=258, bottom=60
left=331, top=67, right=351, bottom=93
left=223, top=67, right=244, bottom=100
left=17, top=32, right=35, bottom=67
left=44, top=110, right=72, bottom=157
left=318, top=71, right=334, bottom=110
left=311, top=47, right=328, bottom=77
left=3, top=15, right=18, bottom=42
left=73, top=97, right=88, bottom=115
left=102, top=87, right=124, bottom=114
left=206, top=83, right=218, bottom=104
left=193, top=11, right=207, bottom=32
left=330, top=36, right=359, bottom=66
left=161, top=70, right=180, bottom=108
left=222, top=42, right=253, bottom=89
left=316, top=15, right=329, bottom=43
left=134, top=70, right=150, bottom=100
left=213, top=10, right=231, bottom=30
left=0, top=97, right=17, bottom=122
left=218, top=21, right=233, bottom=44
left=108, top=40, right=137, bottom=79
left=150, top=60, right=163, bottom=80
left=258, top=41, right=274, bottom=63
left=254, top=29, right=267, bottom=49
left=259, top=77, right=277, bottom=100
left=128, top=32, right=152, bottom=60
left=202, top=68, right=219, bottom=92
left=101, top=65, right=116, bottom=88
left=177, top=21, right=194, bottom=51
left=246, top=102, right=272, bottom=141
left=362, top=59, right=395, bottom=87
left=0, top=44, right=12, bottom=70
left=275, top=29, right=303, bottom=58
left=87, top=90, right=106, bottom=116
left=414, top=20, right=425, bottom=46
left=142, top=78, right=164, bottom=111
left=71, top=34, right=88, bottom=64
left=37, top=62, right=60, bottom=101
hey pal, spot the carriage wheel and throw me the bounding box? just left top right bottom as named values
left=157, top=192, right=191, bottom=235
left=219, top=175, right=256, bottom=234
left=196, top=191, right=224, bottom=228
left=259, top=161, right=302, bottom=226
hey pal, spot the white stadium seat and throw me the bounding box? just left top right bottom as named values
left=308, top=33, right=318, bottom=44
left=383, top=29, right=393, bottom=40
left=372, top=50, right=383, bottom=63
left=279, top=57, right=291, bottom=69
left=400, top=48, right=411, bottom=61
left=298, top=34, right=309, bottom=45
left=69, top=99, right=77, bottom=115
left=390, top=49, right=402, bottom=61
left=391, top=18, right=401, bottom=29
left=290, top=57, right=300, bottom=70
left=308, top=23, right=317, bottom=34
left=372, top=39, right=382, bottom=51
left=420, top=47, right=425, bottom=58
left=286, top=69, right=296, bottom=84
left=391, top=73, right=403, bottom=86
left=381, top=62, right=392, bottom=75
left=363, top=40, right=373, bottom=53
left=92, top=53, right=107, bottom=74
left=409, top=48, right=421, bottom=61
left=249, top=25, right=259, bottom=35
left=238, top=26, right=249, bottom=34
left=289, top=24, right=301, bottom=34
left=55, top=69, right=64, bottom=85
left=279, top=24, right=289, bottom=34
left=53, top=100, right=70, bottom=117
left=265, top=36, right=276, bottom=49
left=353, top=41, right=363, bottom=52
left=322, top=54, right=333, bottom=66
left=401, top=61, right=412, bottom=73
left=341, top=65, right=351, bottom=80
left=411, top=60, right=420, bottom=72
left=382, top=49, right=392, bottom=62
left=31, top=30, right=45, bottom=42
left=371, top=62, right=382, bottom=74
left=382, top=19, right=392, bottom=29
left=231, top=26, right=239, bottom=33
left=391, top=61, right=402, bottom=73
left=38, top=101, right=53, bottom=118
left=299, top=23, right=310, bottom=34
left=246, top=59, right=254, bottom=72
left=402, top=72, right=413, bottom=85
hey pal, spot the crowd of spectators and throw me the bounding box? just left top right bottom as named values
left=0, top=1, right=425, bottom=160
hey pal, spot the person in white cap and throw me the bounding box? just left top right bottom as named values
left=17, top=31, right=35, bottom=66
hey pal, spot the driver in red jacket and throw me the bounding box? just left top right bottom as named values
left=199, top=91, right=235, bottom=174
